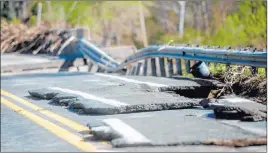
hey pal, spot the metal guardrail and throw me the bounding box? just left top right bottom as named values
left=53, top=28, right=120, bottom=72
left=51, top=28, right=267, bottom=76
left=116, top=45, right=267, bottom=77
left=79, top=38, right=120, bottom=68
left=123, top=45, right=267, bottom=67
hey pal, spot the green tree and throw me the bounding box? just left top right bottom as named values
left=210, top=0, right=266, bottom=47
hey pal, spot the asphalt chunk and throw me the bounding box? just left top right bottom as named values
left=212, top=105, right=266, bottom=121
left=198, top=96, right=267, bottom=122
left=77, top=102, right=200, bottom=115
left=51, top=93, right=78, bottom=106
left=91, top=126, right=121, bottom=141
left=28, top=89, right=58, bottom=100
left=28, top=88, right=202, bottom=115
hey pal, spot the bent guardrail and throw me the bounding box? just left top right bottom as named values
left=116, top=45, right=267, bottom=77
left=124, top=45, right=267, bottom=67
left=79, top=38, right=120, bottom=68
left=51, top=28, right=267, bottom=77
left=55, top=28, right=120, bottom=72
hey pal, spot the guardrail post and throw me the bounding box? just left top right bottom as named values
left=146, top=58, right=152, bottom=76
left=159, top=57, right=166, bottom=77
left=237, top=65, right=242, bottom=72
left=164, top=58, right=169, bottom=77
left=185, top=60, right=191, bottom=73
left=155, top=57, right=161, bottom=76
left=226, top=64, right=231, bottom=72
left=214, top=63, right=218, bottom=69
left=176, top=59, right=182, bottom=75
left=126, top=64, right=132, bottom=75
left=151, top=58, right=157, bottom=76
left=131, top=66, right=136, bottom=75
left=87, top=60, right=93, bottom=72
left=143, top=59, right=148, bottom=76
left=250, top=67, right=257, bottom=76
left=59, top=59, right=75, bottom=72
left=90, top=64, right=99, bottom=73
left=167, top=58, right=173, bottom=77
left=139, top=62, right=144, bottom=76
left=135, top=62, right=142, bottom=75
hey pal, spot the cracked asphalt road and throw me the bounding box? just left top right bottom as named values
left=1, top=72, right=267, bottom=152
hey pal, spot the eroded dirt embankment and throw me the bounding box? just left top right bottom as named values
left=213, top=74, right=267, bottom=105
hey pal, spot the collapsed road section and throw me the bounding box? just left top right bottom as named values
left=2, top=72, right=267, bottom=151
left=27, top=85, right=268, bottom=148
left=27, top=74, right=266, bottom=121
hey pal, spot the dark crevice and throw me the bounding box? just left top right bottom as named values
left=158, top=86, right=213, bottom=98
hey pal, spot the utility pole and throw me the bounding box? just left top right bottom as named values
left=139, top=1, right=148, bottom=47
left=178, top=1, right=186, bottom=39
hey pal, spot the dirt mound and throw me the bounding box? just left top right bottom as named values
left=232, top=76, right=266, bottom=104
left=213, top=73, right=266, bottom=105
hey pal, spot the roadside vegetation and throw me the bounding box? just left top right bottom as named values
left=1, top=0, right=266, bottom=48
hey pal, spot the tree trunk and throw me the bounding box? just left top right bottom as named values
left=8, top=1, right=15, bottom=20
left=0, top=1, right=3, bottom=12
left=46, top=1, right=52, bottom=19
left=139, top=1, right=148, bottom=47
left=201, top=1, right=209, bottom=35
left=36, top=3, right=42, bottom=26
left=22, top=0, right=27, bottom=19
left=178, top=1, right=186, bottom=38
left=193, top=2, right=199, bottom=31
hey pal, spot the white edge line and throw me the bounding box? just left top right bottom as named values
left=103, top=118, right=151, bottom=143
left=95, top=73, right=167, bottom=87
left=48, top=87, right=128, bottom=107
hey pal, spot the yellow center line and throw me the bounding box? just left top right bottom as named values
left=1, top=89, right=89, bottom=132
left=1, top=97, right=96, bottom=152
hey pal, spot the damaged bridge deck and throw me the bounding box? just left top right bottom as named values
left=1, top=72, right=266, bottom=152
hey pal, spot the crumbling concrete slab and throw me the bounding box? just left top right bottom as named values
left=28, top=89, right=58, bottom=100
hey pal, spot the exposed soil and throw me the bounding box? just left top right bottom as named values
left=213, top=74, right=267, bottom=105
